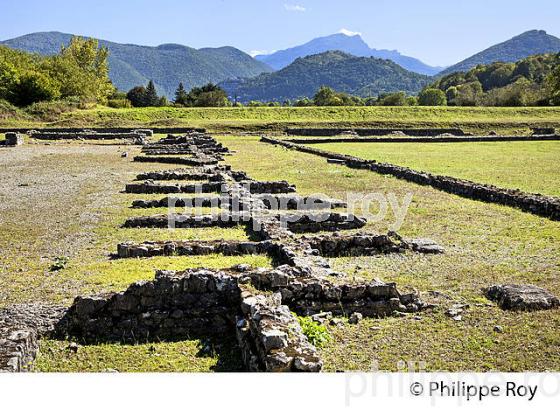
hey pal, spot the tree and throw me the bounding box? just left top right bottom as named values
left=126, top=86, right=147, bottom=107
left=378, top=92, right=407, bottom=106
left=418, top=88, right=447, bottom=106
left=47, top=36, right=114, bottom=103
left=174, top=82, right=188, bottom=105
left=0, top=60, right=18, bottom=101
left=547, top=56, right=560, bottom=105
left=11, top=71, right=60, bottom=106
left=144, top=80, right=159, bottom=106
left=313, top=86, right=357, bottom=106
left=184, top=83, right=230, bottom=107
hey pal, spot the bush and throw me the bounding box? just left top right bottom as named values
left=418, top=88, right=447, bottom=106
left=24, top=98, right=81, bottom=121
left=11, top=71, right=60, bottom=106
left=378, top=92, right=407, bottom=106
left=296, top=315, right=332, bottom=348
left=107, top=98, right=132, bottom=108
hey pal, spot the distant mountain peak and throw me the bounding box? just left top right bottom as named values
left=254, top=32, right=443, bottom=75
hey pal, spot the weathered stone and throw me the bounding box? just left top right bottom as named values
left=348, top=312, right=363, bottom=324
left=486, top=284, right=559, bottom=311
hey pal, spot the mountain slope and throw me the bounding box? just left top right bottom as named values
left=255, top=33, right=443, bottom=75
left=222, top=51, right=431, bottom=102
left=0, top=31, right=273, bottom=98
left=439, top=30, right=560, bottom=76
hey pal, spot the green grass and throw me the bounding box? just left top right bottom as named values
left=307, top=141, right=560, bottom=197
left=3, top=105, right=560, bottom=134
left=217, top=135, right=560, bottom=371
left=35, top=337, right=243, bottom=372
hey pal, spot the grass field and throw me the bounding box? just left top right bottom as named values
left=2, top=131, right=559, bottom=372
left=2, top=105, right=560, bottom=134
left=306, top=140, right=560, bottom=197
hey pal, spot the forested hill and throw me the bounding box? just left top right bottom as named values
left=221, top=51, right=431, bottom=103
left=439, top=30, right=560, bottom=77
left=428, top=54, right=559, bottom=106
left=0, top=31, right=273, bottom=97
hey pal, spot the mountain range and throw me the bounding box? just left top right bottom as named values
left=438, top=30, right=560, bottom=77
left=255, top=33, right=444, bottom=76
left=221, top=51, right=431, bottom=103
left=0, top=31, right=272, bottom=98
left=1, top=29, right=559, bottom=102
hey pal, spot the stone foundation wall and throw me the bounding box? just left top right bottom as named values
left=0, top=127, right=204, bottom=134
left=125, top=181, right=224, bottom=194
left=0, top=304, right=66, bottom=372
left=286, top=128, right=467, bottom=137
left=289, top=135, right=560, bottom=144
left=262, top=137, right=560, bottom=221
left=133, top=155, right=219, bottom=166
left=62, top=270, right=241, bottom=342
left=236, top=286, right=322, bottom=372
left=116, top=240, right=271, bottom=258
left=29, top=130, right=151, bottom=140
left=248, top=269, right=424, bottom=317
left=136, top=169, right=225, bottom=181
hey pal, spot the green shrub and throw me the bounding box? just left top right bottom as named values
left=296, top=315, right=332, bottom=348
left=107, top=98, right=132, bottom=108
left=11, top=71, right=60, bottom=106
left=418, top=88, right=447, bottom=106
left=25, top=98, right=81, bottom=121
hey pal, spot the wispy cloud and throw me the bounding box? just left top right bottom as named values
left=339, top=28, right=362, bottom=37
left=284, top=4, right=306, bottom=12
left=249, top=50, right=276, bottom=57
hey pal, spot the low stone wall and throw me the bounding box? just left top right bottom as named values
left=123, top=212, right=366, bottom=232
left=0, top=304, right=66, bottom=372
left=248, top=268, right=425, bottom=316
left=236, top=286, right=322, bottom=372
left=262, top=137, right=560, bottom=221
left=116, top=240, right=271, bottom=258
left=131, top=194, right=344, bottom=210
left=133, top=155, right=219, bottom=166
left=288, top=135, right=560, bottom=144
left=132, top=196, right=221, bottom=209
left=245, top=181, right=297, bottom=194
left=306, top=233, right=444, bottom=256
left=125, top=181, right=224, bottom=194
left=123, top=213, right=247, bottom=229
left=62, top=270, right=241, bottom=342
left=29, top=130, right=151, bottom=140
left=0, top=127, right=205, bottom=134
left=284, top=212, right=367, bottom=233
left=136, top=169, right=224, bottom=181
left=285, top=128, right=467, bottom=137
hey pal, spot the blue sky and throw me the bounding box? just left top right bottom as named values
left=0, top=0, right=558, bottom=66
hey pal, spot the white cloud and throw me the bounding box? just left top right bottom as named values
left=339, top=28, right=362, bottom=37
left=249, top=50, right=276, bottom=57
left=284, top=4, right=306, bottom=12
